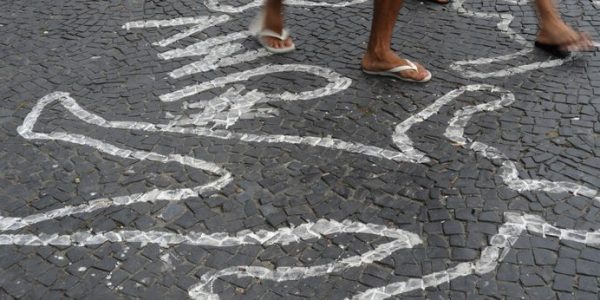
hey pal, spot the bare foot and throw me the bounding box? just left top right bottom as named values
left=260, top=5, right=294, bottom=50
left=537, top=19, right=593, bottom=51
left=362, top=50, right=431, bottom=82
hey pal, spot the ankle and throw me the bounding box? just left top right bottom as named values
left=364, top=48, right=395, bottom=63
left=263, top=10, right=284, bottom=31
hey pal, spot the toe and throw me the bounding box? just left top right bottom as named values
left=398, top=62, right=430, bottom=82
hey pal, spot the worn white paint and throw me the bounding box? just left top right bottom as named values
left=0, top=219, right=368, bottom=247
left=159, top=63, right=351, bottom=102
left=153, top=15, right=230, bottom=47
left=13, top=80, right=600, bottom=300
left=506, top=212, right=600, bottom=246
left=450, top=52, right=572, bottom=78
left=168, top=45, right=272, bottom=79
left=125, top=15, right=272, bottom=81
left=448, top=0, right=571, bottom=78
left=443, top=85, right=515, bottom=145
left=123, top=15, right=231, bottom=47
left=352, top=219, right=524, bottom=300
left=394, top=84, right=512, bottom=162
left=158, top=31, right=251, bottom=60
left=188, top=219, right=422, bottom=299
left=4, top=92, right=232, bottom=232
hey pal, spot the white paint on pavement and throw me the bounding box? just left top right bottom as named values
left=351, top=219, right=524, bottom=300
left=168, top=45, right=272, bottom=79
left=9, top=3, right=600, bottom=298
left=159, top=63, right=351, bottom=102
left=444, top=85, right=515, bottom=145
left=394, top=84, right=513, bottom=162
left=188, top=219, right=422, bottom=299
left=152, top=15, right=230, bottom=47
left=13, top=81, right=600, bottom=300
left=3, top=92, right=232, bottom=232
left=158, top=31, right=251, bottom=60
left=506, top=212, right=600, bottom=246
left=449, top=0, right=572, bottom=78
left=123, top=16, right=225, bottom=30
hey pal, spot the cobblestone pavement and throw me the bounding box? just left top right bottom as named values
left=2, top=0, right=600, bottom=298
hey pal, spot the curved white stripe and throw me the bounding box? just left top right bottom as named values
left=448, top=0, right=571, bottom=78
left=4, top=92, right=232, bottom=232
left=188, top=220, right=422, bottom=299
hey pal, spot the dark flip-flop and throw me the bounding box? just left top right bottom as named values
left=535, top=33, right=596, bottom=58
left=426, top=0, right=450, bottom=4
left=534, top=41, right=571, bottom=58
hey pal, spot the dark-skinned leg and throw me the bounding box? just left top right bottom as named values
left=362, top=0, right=431, bottom=82
left=261, top=0, right=293, bottom=49
left=535, top=0, right=592, bottom=50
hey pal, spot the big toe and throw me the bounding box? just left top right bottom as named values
left=399, top=63, right=430, bottom=81
left=263, top=36, right=293, bottom=49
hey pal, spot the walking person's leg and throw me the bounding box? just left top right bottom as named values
left=255, top=0, right=294, bottom=52
left=362, top=0, right=432, bottom=82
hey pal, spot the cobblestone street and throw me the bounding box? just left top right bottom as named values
left=2, top=0, right=600, bottom=298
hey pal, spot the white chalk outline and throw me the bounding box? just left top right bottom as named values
left=8, top=1, right=600, bottom=298
left=14, top=81, right=600, bottom=299
left=4, top=92, right=233, bottom=232
left=12, top=86, right=600, bottom=300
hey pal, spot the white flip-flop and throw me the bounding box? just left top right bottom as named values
left=362, top=59, right=432, bottom=83
left=250, top=11, right=296, bottom=54
left=256, top=28, right=296, bottom=54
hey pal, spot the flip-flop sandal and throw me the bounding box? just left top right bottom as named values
left=250, top=11, right=295, bottom=54
left=256, top=28, right=296, bottom=54
left=535, top=33, right=596, bottom=58
left=534, top=41, right=571, bottom=58
left=362, top=59, right=432, bottom=83
left=426, top=0, right=450, bottom=5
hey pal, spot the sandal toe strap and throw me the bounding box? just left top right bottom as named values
left=258, top=29, right=290, bottom=41
left=385, top=60, right=418, bottom=73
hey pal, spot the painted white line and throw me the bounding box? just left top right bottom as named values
left=159, top=64, right=351, bottom=102
left=354, top=82, right=600, bottom=299
left=187, top=220, right=422, bottom=299
left=448, top=0, right=571, bottom=78
left=506, top=212, right=600, bottom=246
left=158, top=31, right=251, bottom=60
left=11, top=83, right=600, bottom=299
left=123, top=16, right=224, bottom=30
left=395, top=84, right=512, bottom=162
left=3, top=92, right=232, bottom=232
left=153, top=15, right=230, bottom=47
left=124, top=15, right=231, bottom=48
left=203, top=0, right=369, bottom=13
left=444, top=85, right=515, bottom=145
left=168, top=45, right=272, bottom=78
left=351, top=219, right=524, bottom=300
left=0, top=219, right=416, bottom=248
left=124, top=16, right=262, bottom=77
left=450, top=52, right=571, bottom=79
